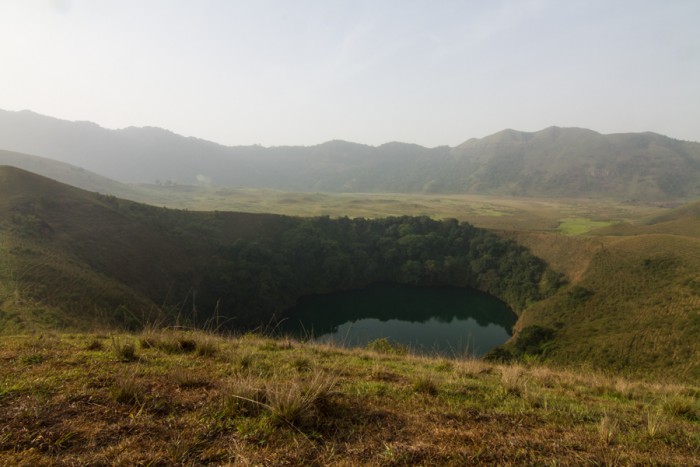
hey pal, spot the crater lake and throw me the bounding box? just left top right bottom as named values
left=278, top=283, right=516, bottom=356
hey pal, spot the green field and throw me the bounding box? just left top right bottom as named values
left=557, top=217, right=616, bottom=235
left=130, top=184, right=664, bottom=234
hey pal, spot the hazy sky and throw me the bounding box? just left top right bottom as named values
left=1, top=0, right=698, bottom=147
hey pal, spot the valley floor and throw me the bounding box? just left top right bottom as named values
left=1, top=330, right=698, bottom=465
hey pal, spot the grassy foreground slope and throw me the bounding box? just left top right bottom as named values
left=510, top=206, right=700, bottom=382
left=0, top=330, right=697, bottom=465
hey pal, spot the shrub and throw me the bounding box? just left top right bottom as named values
left=483, top=346, right=514, bottom=363
left=513, top=326, right=555, bottom=356
left=567, top=285, right=593, bottom=305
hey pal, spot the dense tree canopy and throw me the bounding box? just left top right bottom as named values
left=197, top=215, right=554, bottom=328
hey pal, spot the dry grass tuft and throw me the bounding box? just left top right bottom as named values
left=265, top=372, right=336, bottom=427
left=663, top=395, right=700, bottom=422
left=85, top=338, right=103, bottom=351
left=456, top=356, right=490, bottom=378
left=597, top=413, right=618, bottom=445
left=172, top=369, right=211, bottom=389
left=111, top=336, right=137, bottom=362
left=110, top=376, right=146, bottom=405
left=645, top=408, right=665, bottom=439
left=140, top=328, right=220, bottom=357
left=220, top=377, right=267, bottom=418
left=412, top=376, right=439, bottom=396
left=500, top=364, right=525, bottom=396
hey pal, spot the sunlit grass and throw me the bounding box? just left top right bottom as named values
left=557, top=217, right=615, bottom=235
left=126, top=186, right=660, bottom=232
left=1, top=331, right=697, bottom=465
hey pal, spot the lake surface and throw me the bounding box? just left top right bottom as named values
left=278, top=283, right=516, bottom=357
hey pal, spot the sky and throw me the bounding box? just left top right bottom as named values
left=0, top=0, right=698, bottom=147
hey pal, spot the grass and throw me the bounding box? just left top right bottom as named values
left=500, top=364, right=525, bottom=396
left=139, top=327, right=219, bottom=357
left=557, top=217, right=615, bottom=235
left=127, top=185, right=662, bottom=233
left=597, top=412, right=619, bottom=445
left=110, top=376, right=146, bottom=405
left=0, top=331, right=698, bottom=465
left=110, top=336, right=137, bottom=362
left=517, top=233, right=700, bottom=382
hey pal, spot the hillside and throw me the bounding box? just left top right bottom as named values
left=0, top=166, right=548, bottom=332
left=2, top=109, right=700, bottom=200
left=0, top=149, right=148, bottom=201
left=594, top=200, right=700, bottom=238
left=508, top=203, right=700, bottom=382
left=0, top=166, right=299, bottom=331
left=1, top=331, right=697, bottom=465
left=0, top=166, right=192, bottom=331
left=450, top=127, right=700, bottom=199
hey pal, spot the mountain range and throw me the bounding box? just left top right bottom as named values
left=2, top=109, right=700, bottom=201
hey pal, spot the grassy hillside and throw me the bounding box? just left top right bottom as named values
left=3, top=109, right=700, bottom=200
left=0, top=331, right=697, bottom=465
left=508, top=204, right=700, bottom=382
left=0, top=166, right=295, bottom=331
left=595, top=200, right=700, bottom=238
left=0, top=167, right=160, bottom=331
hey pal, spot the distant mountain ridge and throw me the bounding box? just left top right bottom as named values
left=2, top=109, right=700, bottom=200
left=0, top=148, right=144, bottom=200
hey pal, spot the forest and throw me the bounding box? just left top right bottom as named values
left=192, top=215, right=557, bottom=328
left=2, top=173, right=556, bottom=332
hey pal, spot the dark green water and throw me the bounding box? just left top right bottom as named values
left=278, top=283, right=516, bottom=357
